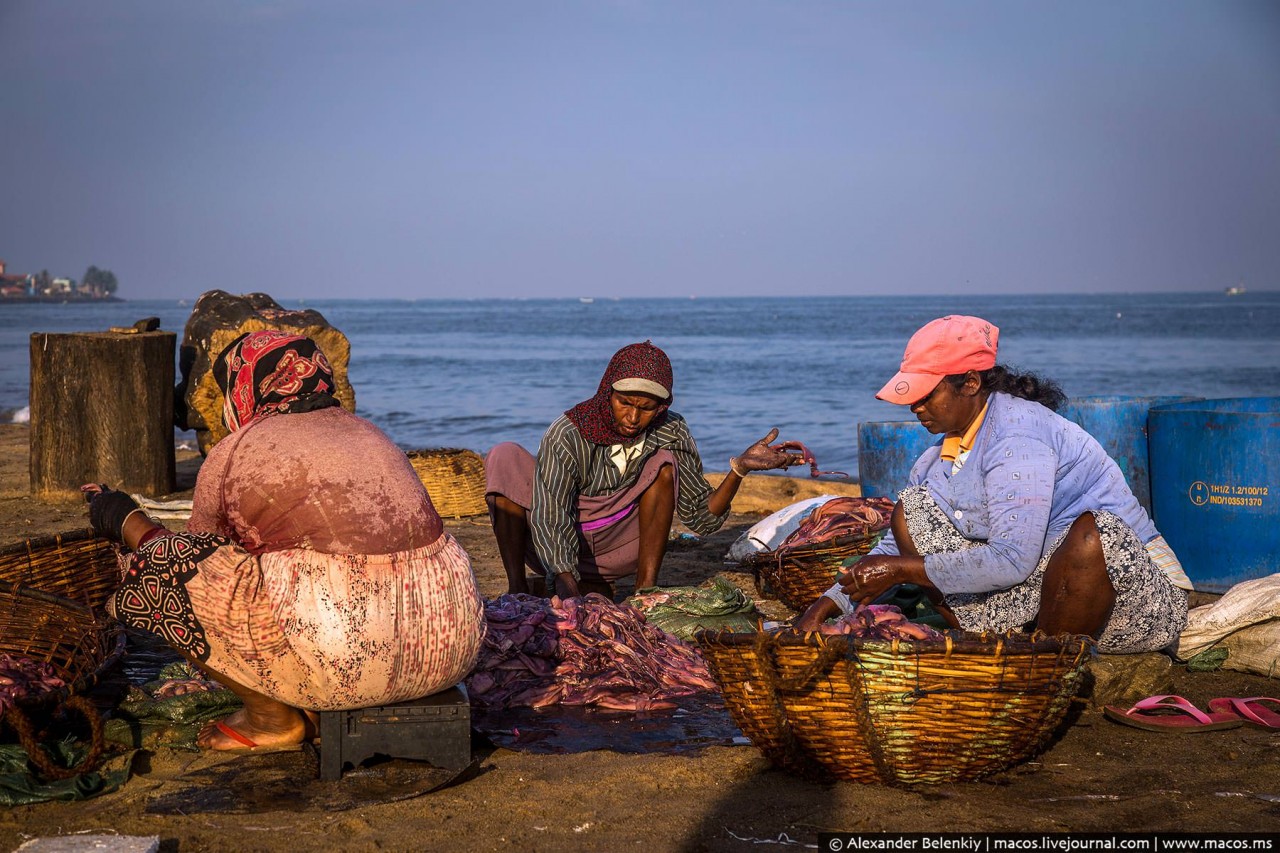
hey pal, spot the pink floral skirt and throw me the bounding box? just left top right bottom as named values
left=109, top=531, right=485, bottom=710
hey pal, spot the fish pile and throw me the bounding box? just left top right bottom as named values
left=152, top=678, right=223, bottom=699
left=813, top=603, right=943, bottom=642
left=467, top=593, right=718, bottom=712
left=778, top=496, right=896, bottom=551
left=0, top=653, right=67, bottom=713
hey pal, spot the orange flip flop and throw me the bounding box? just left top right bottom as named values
left=212, top=720, right=259, bottom=748
left=1207, top=697, right=1280, bottom=731
left=1103, top=694, right=1244, bottom=732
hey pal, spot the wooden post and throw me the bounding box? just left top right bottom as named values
left=29, top=330, right=177, bottom=499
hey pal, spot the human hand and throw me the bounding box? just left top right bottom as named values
left=837, top=556, right=905, bottom=607
left=554, top=572, right=582, bottom=599
left=732, top=428, right=806, bottom=474
left=793, top=595, right=840, bottom=632
left=80, top=483, right=140, bottom=543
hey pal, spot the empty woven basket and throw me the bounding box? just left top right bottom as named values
left=0, top=530, right=121, bottom=610
left=407, top=448, right=488, bottom=518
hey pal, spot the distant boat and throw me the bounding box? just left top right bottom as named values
left=578, top=297, right=594, bottom=304
left=1225, top=284, right=1246, bottom=296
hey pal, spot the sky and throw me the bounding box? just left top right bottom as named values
left=1, top=0, right=1278, bottom=300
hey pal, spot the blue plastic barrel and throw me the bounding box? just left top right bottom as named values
left=856, top=420, right=937, bottom=500
left=1059, top=395, right=1199, bottom=514
left=1149, top=397, right=1280, bottom=593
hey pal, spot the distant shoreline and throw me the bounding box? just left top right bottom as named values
left=0, top=295, right=124, bottom=305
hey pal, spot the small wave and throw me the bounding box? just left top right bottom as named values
left=8, top=406, right=29, bottom=424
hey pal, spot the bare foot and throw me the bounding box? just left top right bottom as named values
left=301, top=709, right=321, bottom=742
left=196, top=708, right=307, bottom=751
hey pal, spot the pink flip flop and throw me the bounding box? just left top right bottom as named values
left=1207, top=697, right=1280, bottom=731
left=1103, top=694, right=1244, bottom=732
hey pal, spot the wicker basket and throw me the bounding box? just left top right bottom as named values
left=743, top=531, right=883, bottom=610
left=407, top=448, right=488, bottom=518
left=695, top=628, right=1092, bottom=785
left=0, top=530, right=121, bottom=610
left=0, top=581, right=126, bottom=713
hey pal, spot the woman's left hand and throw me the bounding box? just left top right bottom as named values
left=734, top=428, right=806, bottom=473
left=80, top=483, right=141, bottom=543
left=838, top=555, right=917, bottom=606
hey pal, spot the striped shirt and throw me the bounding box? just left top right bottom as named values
left=530, top=412, right=725, bottom=579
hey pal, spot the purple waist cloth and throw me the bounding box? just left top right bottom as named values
left=577, top=503, right=636, bottom=532
left=485, top=441, right=678, bottom=581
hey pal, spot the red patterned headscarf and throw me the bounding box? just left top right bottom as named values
left=214, top=330, right=339, bottom=432
left=565, top=341, right=674, bottom=445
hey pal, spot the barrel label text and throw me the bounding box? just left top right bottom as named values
left=1188, top=480, right=1269, bottom=508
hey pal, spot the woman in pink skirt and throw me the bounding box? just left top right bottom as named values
left=85, top=330, right=485, bottom=751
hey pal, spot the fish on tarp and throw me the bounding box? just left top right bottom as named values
left=466, top=593, right=717, bottom=712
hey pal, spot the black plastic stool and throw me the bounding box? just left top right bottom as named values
left=318, top=684, right=471, bottom=781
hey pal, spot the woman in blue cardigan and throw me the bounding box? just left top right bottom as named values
left=796, top=315, right=1189, bottom=653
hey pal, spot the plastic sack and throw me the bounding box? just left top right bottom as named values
left=1176, top=572, right=1280, bottom=677
left=725, top=496, right=840, bottom=563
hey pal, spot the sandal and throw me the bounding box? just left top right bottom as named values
left=1207, top=697, right=1280, bottom=731
left=1103, top=694, right=1244, bottom=732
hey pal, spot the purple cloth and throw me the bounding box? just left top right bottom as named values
left=485, top=442, right=677, bottom=582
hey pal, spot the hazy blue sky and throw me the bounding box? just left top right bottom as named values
left=2, top=1, right=1277, bottom=300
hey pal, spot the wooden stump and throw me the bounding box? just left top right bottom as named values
left=29, top=330, right=177, bottom=499
left=175, top=290, right=355, bottom=454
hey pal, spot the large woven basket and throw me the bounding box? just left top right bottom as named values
left=695, top=628, right=1092, bottom=785
left=407, top=448, right=488, bottom=518
left=0, top=530, right=121, bottom=610
left=0, top=581, right=126, bottom=714
left=743, top=531, right=883, bottom=611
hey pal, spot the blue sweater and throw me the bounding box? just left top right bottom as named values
left=846, top=392, right=1159, bottom=597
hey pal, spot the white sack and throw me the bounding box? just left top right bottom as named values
left=1176, top=572, right=1280, bottom=677
left=725, top=496, right=839, bottom=563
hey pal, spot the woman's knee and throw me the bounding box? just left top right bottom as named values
left=1061, top=512, right=1104, bottom=563
left=640, top=462, right=676, bottom=507
left=1043, top=512, right=1111, bottom=599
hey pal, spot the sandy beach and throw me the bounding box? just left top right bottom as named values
left=0, top=422, right=1277, bottom=851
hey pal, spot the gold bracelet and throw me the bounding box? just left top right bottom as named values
left=729, top=456, right=750, bottom=478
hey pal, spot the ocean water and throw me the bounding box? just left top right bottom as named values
left=2, top=292, right=1278, bottom=479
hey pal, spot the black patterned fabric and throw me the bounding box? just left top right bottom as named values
left=110, top=532, right=227, bottom=662
left=897, top=484, right=1188, bottom=653
left=214, top=329, right=340, bottom=432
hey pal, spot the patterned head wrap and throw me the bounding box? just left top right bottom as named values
left=565, top=341, right=674, bottom=446
left=214, top=330, right=340, bottom=432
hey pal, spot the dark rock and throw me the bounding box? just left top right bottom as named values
left=175, top=290, right=355, bottom=454
left=1082, top=651, right=1175, bottom=710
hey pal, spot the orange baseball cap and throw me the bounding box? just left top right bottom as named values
left=876, top=315, right=999, bottom=405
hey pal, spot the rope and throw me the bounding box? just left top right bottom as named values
left=3, top=695, right=107, bottom=781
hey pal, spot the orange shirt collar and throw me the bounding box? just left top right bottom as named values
left=940, top=399, right=990, bottom=462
